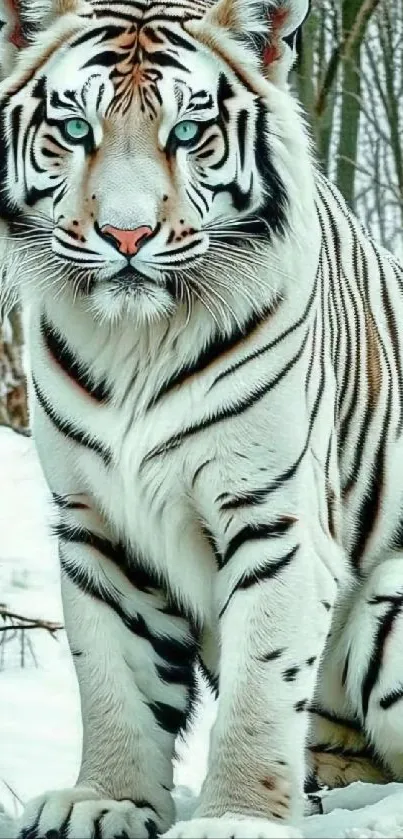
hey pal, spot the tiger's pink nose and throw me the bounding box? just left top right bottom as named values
left=101, top=224, right=153, bottom=256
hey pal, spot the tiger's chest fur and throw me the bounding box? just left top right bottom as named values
left=26, top=174, right=403, bottom=636
left=29, top=266, right=319, bottom=624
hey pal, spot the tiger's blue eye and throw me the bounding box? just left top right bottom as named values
left=64, top=118, right=91, bottom=142
left=173, top=120, right=200, bottom=144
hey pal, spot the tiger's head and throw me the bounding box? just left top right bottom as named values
left=0, top=0, right=313, bottom=324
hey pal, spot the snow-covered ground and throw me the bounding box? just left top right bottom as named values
left=2, top=428, right=403, bottom=838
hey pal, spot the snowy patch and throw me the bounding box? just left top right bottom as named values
left=1, top=429, right=403, bottom=838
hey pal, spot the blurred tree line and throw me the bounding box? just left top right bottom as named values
left=0, top=0, right=402, bottom=429
left=294, top=0, right=402, bottom=254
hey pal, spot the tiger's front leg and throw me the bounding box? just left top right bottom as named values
left=16, top=498, right=198, bottom=839
left=166, top=515, right=338, bottom=838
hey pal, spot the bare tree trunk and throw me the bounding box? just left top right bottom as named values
left=0, top=304, right=29, bottom=431
left=315, top=0, right=338, bottom=174
left=295, top=2, right=337, bottom=174
left=336, top=0, right=360, bottom=205
left=357, top=0, right=403, bottom=251
left=295, top=0, right=382, bottom=194
left=295, top=10, right=317, bottom=130
left=376, top=5, right=403, bottom=228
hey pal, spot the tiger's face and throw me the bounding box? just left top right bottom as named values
left=0, top=0, right=310, bottom=322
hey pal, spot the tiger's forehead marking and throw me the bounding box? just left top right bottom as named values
left=91, top=0, right=210, bottom=25
left=62, top=0, right=214, bottom=118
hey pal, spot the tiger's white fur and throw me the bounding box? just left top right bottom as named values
left=1, top=1, right=403, bottom=837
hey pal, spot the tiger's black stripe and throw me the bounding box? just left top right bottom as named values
left=309, top=743, right=374, bottom=761
left=55, top=521, right=158, bottom=593
left=210, top=263, right=318, bottom=390
left=56, top=521, right=196, bottom=625
left=198, top=657, right=219, bottom=697
left=222, top=517, right=296, bottom=567
left=349, top=331, right=393, bottom=571
left=256, top=647, right=286, bottom=663
left=41, top=313, right=110, bottom=403
left=308, top=705, right=362, bottom=733
left=377, top=248, right=403, bottom=435
left=145, top=302, right=277, bottom=409
left=361, top=599, right=402, bottom=717
left=95, top=559, right=196, bottom=737
left=32, top=376, right=111, bottom=466
left=219, top=545, right=298, bottom=618
left=379, top=686, right=403, bottom=710
left=220, top=290, right=327, bottom=512
left=60, top=545, right=198, bottom=682
left=52, top=491, right=89, bottom=511
left=220, top=438, right=310, bottom=511
left=148, top=700, right=188, bottom=735
left=201, top=523, right=222, bottom=569
left=143, top=328, right=310, bottom=464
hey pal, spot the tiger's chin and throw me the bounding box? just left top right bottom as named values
left=35, top=261, right=179, bottom=324
left=87, top=277, right=178, bottom=325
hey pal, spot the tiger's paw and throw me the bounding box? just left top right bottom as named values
left=163, top=815, right=302, bottom=838
left=16, top=786, right=159, bottom=839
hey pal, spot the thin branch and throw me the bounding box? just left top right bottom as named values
left=0, top=608, right=63, bottom=637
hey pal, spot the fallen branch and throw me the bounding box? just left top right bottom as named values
left=0, top=607, right=63, bottom=637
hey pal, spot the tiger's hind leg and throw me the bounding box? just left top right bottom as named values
left=307, top=643, right=388, bottom=794
left=307, top=558, right=403, bottom=792
left=341, top=557, right=403, bottom=781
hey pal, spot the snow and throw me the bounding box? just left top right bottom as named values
left=1, top=428, right=403, bottom=838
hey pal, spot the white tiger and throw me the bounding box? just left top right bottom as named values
left=0, top=0, right=403, bottom=837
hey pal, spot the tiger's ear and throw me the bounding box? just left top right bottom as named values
left=201, top=0, right=310, bottom=84
left=0, top=0, right=23, bottom=78
left=0, top=0, right=90, bottom=78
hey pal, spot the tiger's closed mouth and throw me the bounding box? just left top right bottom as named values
left=108, top=265, right=148, bottom=286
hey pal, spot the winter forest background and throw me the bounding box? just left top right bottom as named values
left=0, top=0, right=403, bottom=834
